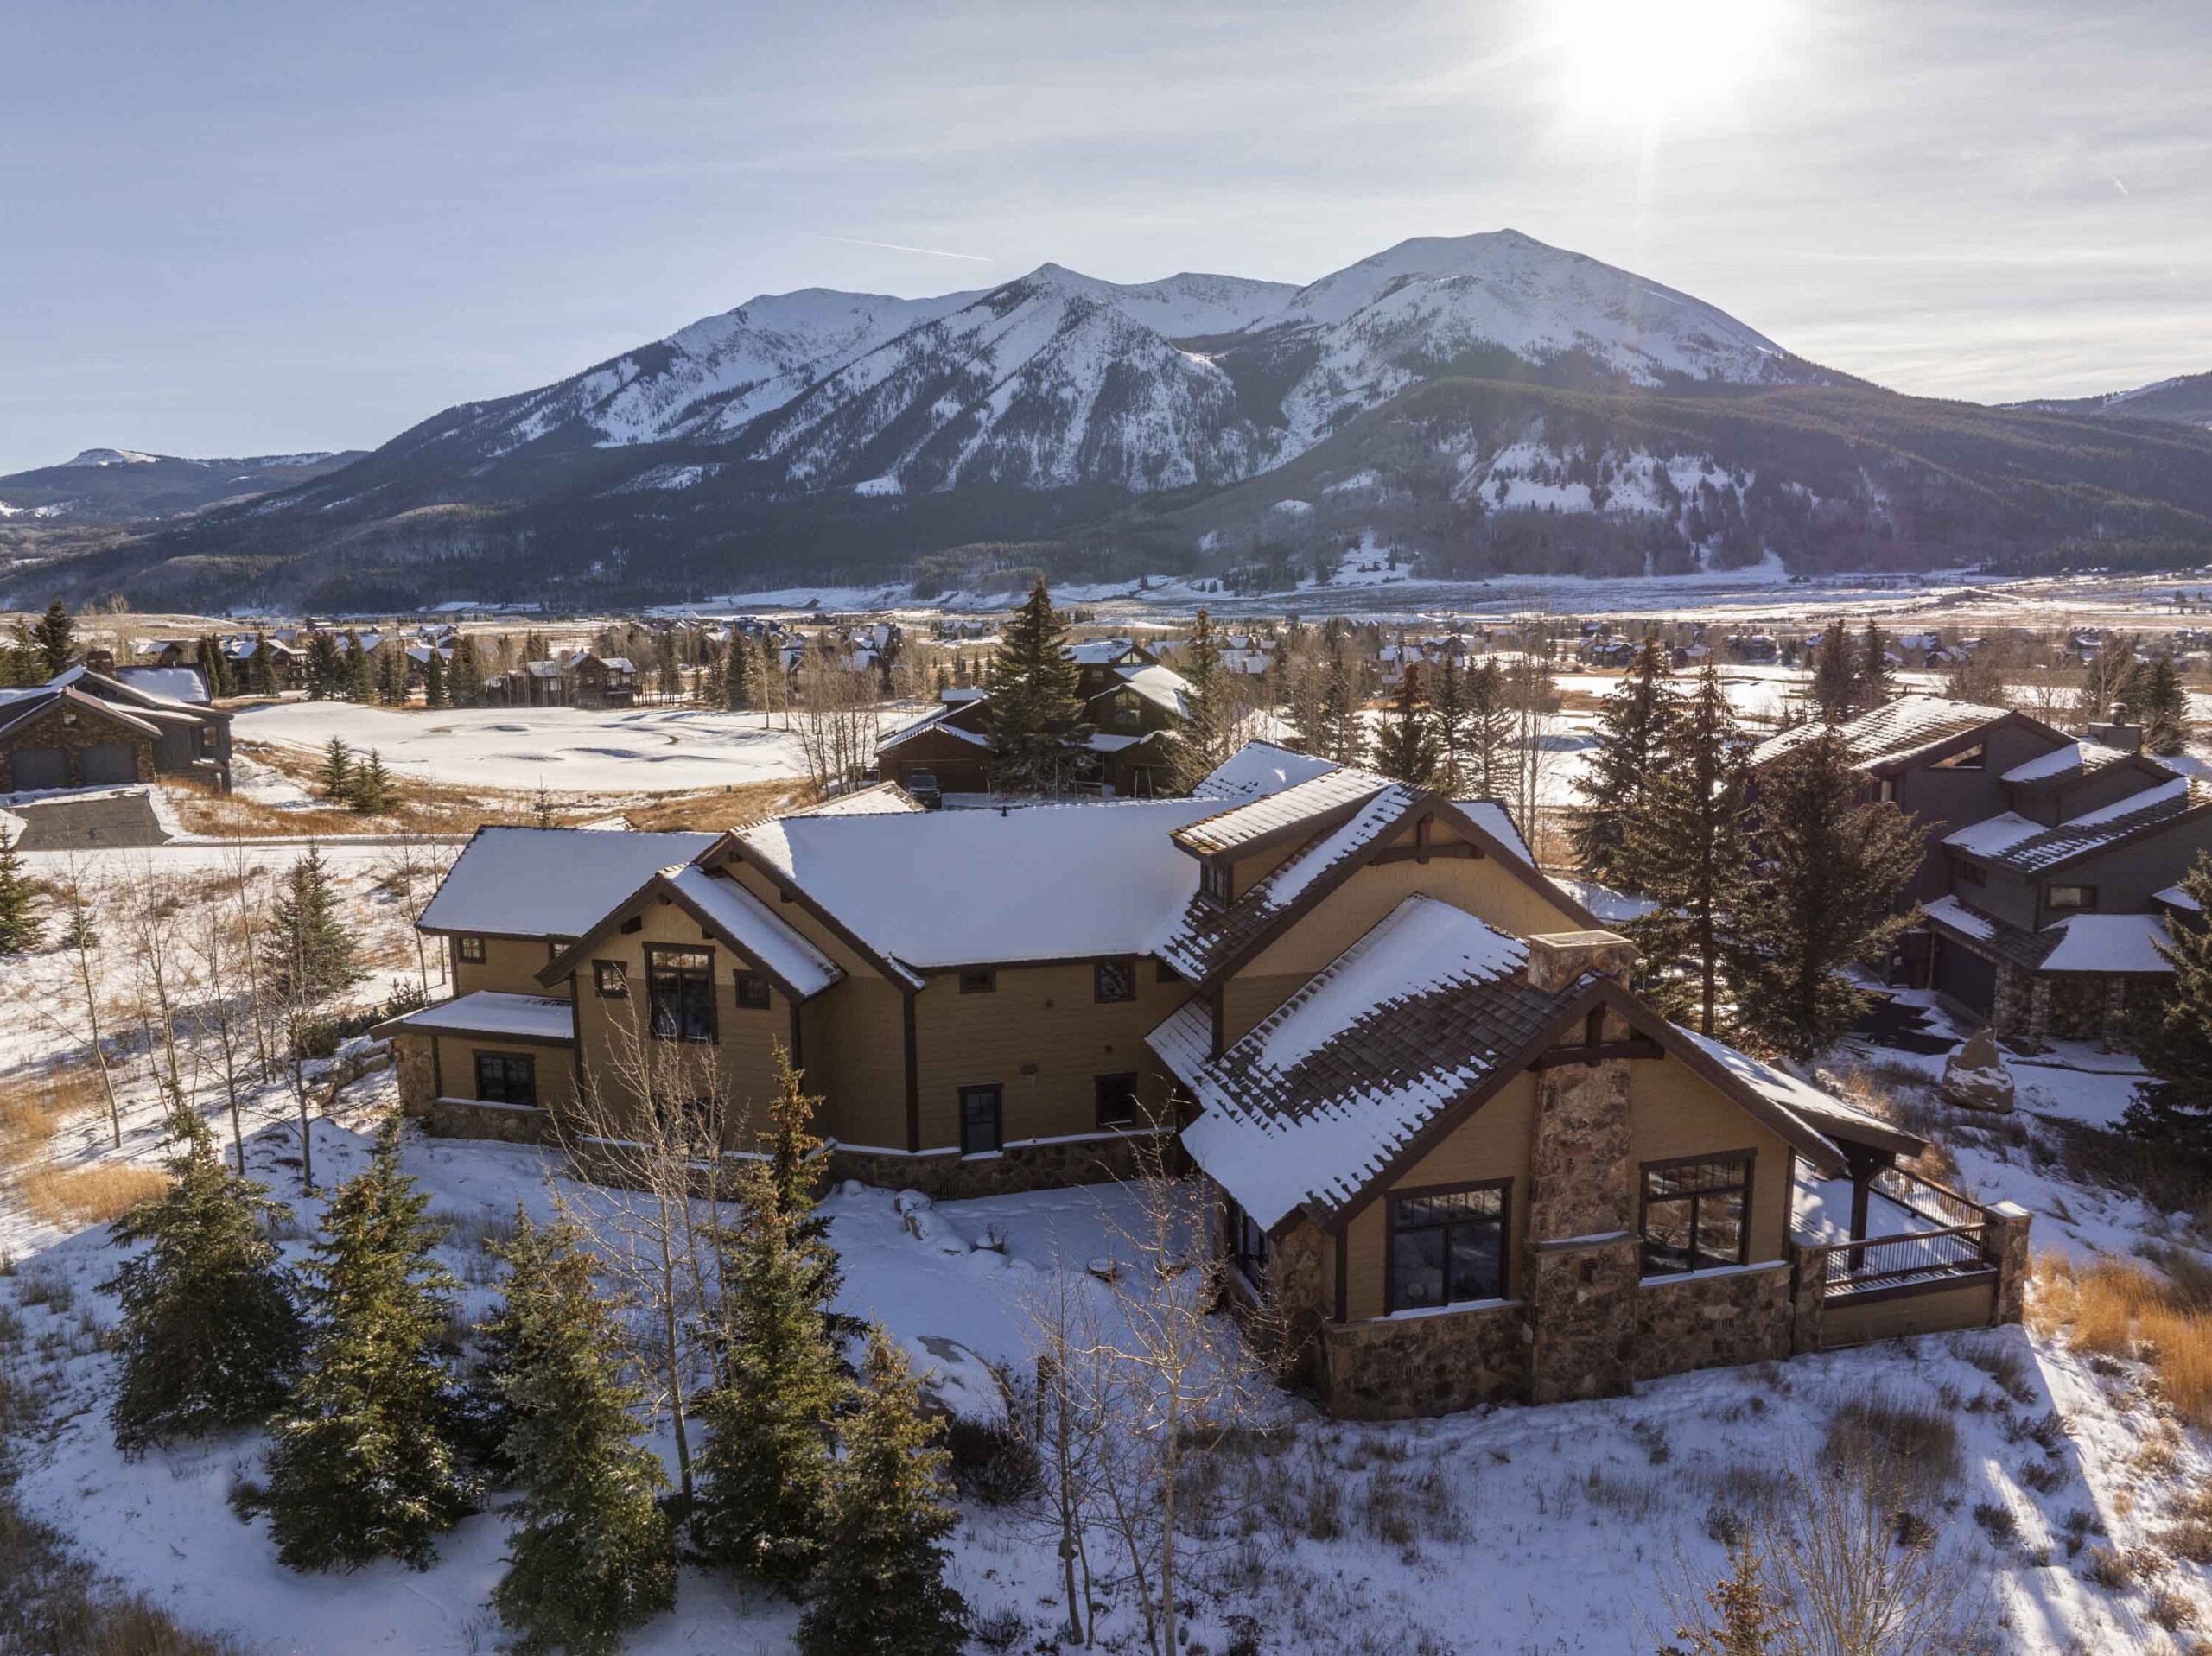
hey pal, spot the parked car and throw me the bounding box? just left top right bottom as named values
left=905, top=771, right=943, bottom=809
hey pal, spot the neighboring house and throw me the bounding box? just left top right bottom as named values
left=0, top=666, right=232, bottom=793
left=384, top=746, right=2031, bottom=1418
left=563, top=650, right=638, bottom=707
left=223, top=635, right=302, bottom=689
left=486, top=660, right=569, bottom=707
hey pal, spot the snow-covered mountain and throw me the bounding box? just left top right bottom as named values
left=2009, top=370, right=2212, bottom=429
left=0, top=448, right=364, bottom=524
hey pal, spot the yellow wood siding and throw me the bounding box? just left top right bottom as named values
left=1628, top=1059, right=1794, bottom=1266
left=453, top=935, right=564, bottom=998
left=811, top=976, right=910, bottom=1150
left=433, top=1034, right=577, bottom=1115
left=722, top=857, right=887, bottom=980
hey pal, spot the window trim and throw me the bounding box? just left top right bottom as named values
left=1383, top=1177, right=1511, bottom=1315
left=1198, top=859, right=1233, bottom=909
left=592, top=959, right=628, bottom=998
left=473, top=1050, right=537, bottom=1107
left=1094, top=1072, right=1140, bottom=1130
left=644, top=942, right=717, bottom=1044
left=957, top=967, right=997, bottom=995
left=1093, top=957, right=1137, bottom=1005
left=1637, top=1150, right=1755, bottom=1279
left=958, top=1083, right=1003, bottom=1157
left=2044, top=883, right=2097, bottom=913
left=733, top=968, right=772, bottom=1010
left=456, top=935, right=486, bottom=964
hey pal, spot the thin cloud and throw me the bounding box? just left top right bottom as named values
left=812, top=234, right=997, bottom=263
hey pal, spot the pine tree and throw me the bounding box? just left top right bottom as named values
left=690, top=1148, right=843, bottom=1589
left=1853, top=619, right=1893, bottom=714
left=1464, top=657, right=1512, bottom=797
left=796, top=1326, right=967, bottom=1656
left=2139, top=656, right=2190, bottom=757
left=1622, top=663, right=1751, bottom=1035
left=1726, top=730, right=1924, bottom=1061
left=349, top=750, right=394, bottom=815
left=722, top=634, right=753, bottom=711
left=264, top=844, right=363, bottom=1004
left=317, top=738, right=353, bottom=801
left=198, top=635, right=235, bottom=698
left=261, top=1120, right=477, bottom=1570
left=656, top=633, right=681, bottom=700
left=34, top=599, right=75, bottom=676
left=486, top=1210, right=677, bottom=1656
left=1568, top=636, right=1679, bottom=882
left=423, top=648, right=449, bottom=709
left=1320, top=650, right=1366, bottom=765
left=1659, top=1538, right=1784, bottom=1656
left=2120, top=854, right=2212, bottom=1152
left=249, top=635, right=277, bottom=697
left=103, top=1104, right=304, bottom=1455
left=1373, top=671, right=1439, bottom=784
left=531, top=784, right=558, bottom=828
left=1161, top=609, right=1230, bottom=794
left=0, top=823, right=41, bottom=954
left=987, top=581, right=1090, bottom=795
left=451, top=638, right=486, bottom=707
left=377, top=647, right=407, bottom=706
left=305, top=631, right=343, bottom=700
left=1431, top=652, right=1470, bottom=790
left=1808, top=619, right=1855, bottom=724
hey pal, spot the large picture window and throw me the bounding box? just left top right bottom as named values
left=1640, top=1154, right=1752, bottom=1277
left=1386, top=1182, right=1509, bottom=1313
left=474, top=1050, right=537, bottom=1107
left=645, top=945, right=715, bottom=1043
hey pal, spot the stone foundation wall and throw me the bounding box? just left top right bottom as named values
left=1526, top=1235, right=1641, bottom=1404
left=1321, top=1302, right=1529, bottom=1419
left=393, top=1033, right=435, bottom=1120
left=1633, top=1264, right=1792, bottom=1380
left=827, top=1130, right=1160, bottom=1200
left=426, top=1095, right=557, bottom=1145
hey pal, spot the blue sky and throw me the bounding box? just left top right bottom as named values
left=3, top=0, right=2207, bottom=473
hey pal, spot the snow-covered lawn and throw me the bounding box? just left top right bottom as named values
left=232, top=702, right=837, bottom=795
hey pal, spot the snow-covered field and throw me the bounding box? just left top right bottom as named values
left=231, top=703, right=839, bottom=795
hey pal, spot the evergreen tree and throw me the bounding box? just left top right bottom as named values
left=531, top=783, right=558, bottom=828
left=304, top=631, right=344, bottom=700
left=1431, top=652, right=1470, bottom=790
left=2138, top=656, right=2190, bottom=756
left=1464, top=657, right=1512, bottom=798
left=987, top=581, right=1090, bottom=795
left=33, top=599, right=75, bottom=676
left=2120, top=855, right=2212, bottom=1153
left=656, top=633, right=681, bottom=700
left=1162, top=609, right=1230, bottom=794
left=486, top=1210, right=677, bottom=1656
left=103, top=1103, right=304, bottom=1455
left=317, top=737, right=353, bottom=801
left=1373, top=671, right=1439, bottom=784
left=1621, top=663, right=1752, bottom=1035
left=346, top=637, right=375, bottom=702
left=721, top=634, right=753, bottom=711
left=1658, top=1538, right=1784, bottom=1656
left=198, top=635, right=235, bottom=698
left=0, top=823, right=41, bottom=954
left=1725, top=730, right=1924, bottom=1061
left=423, top=648, right=449, bottom=709
left=248, top=635, right=277, bottom=698
left=349, top=750, right=394, bottom=815
left=1808, top=619, right=1855, bottom=724
left=377, top=646, right=408, bottom=706
left=0, top=618, right=32, bottom=688
left=795, top=1326, right=967, bottom=1656
left=451, top=638, right=486, bottom=707
left=261, top=1120, right=477, bottom=1570
left=1568, top=636, right=1679, bottom=883
left=1319, top=650, right=1366, bottom=765
left=264, top=843, right=363, bottom=1004
left=1852, top=619, right=1893, bottom=714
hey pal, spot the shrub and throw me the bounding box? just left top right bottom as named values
left=1822, top=1389, right=1962, bottom=1497
left=943, top=1415, right=1039, bottom=1506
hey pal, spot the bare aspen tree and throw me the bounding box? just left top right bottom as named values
left=377, top=831, right=454, bottom=996
left=1016, top=1238, right=1122, bottom=1647
left=119, top=859, right=193, bottom=1104
left=56, top=855, right=125, bottom=1145
left=793, top=647, right=887, bottom=796
left=221, top=844, right=277, bottom=1082
left=186, top=883, right=258, bottom=1174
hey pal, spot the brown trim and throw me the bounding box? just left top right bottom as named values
left=423, top=924, right=585, bottom=946
left=569, top=974, right=585, bottom=1098
left=727, top=843, right=924, bottom=989
left=1827, top=1266, right=1997, bottom=1309
left=902, top=990, right=920, bottom=1153
left=537, top=868, right=837, bottom=1005
left=430, top=1033, right=444, bottom=1098
left=381, top=1018, right=575, bottom=1048
left=1528, top=1037, right=1665, bottom=1069
left=1383, top=1177, right=1512, bottom=1313
left=1371, top=841, right=1479, bottom=865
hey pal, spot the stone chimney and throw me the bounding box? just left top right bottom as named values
left=2086, top=701, right=2144, bottom=753
left=1524, top=930, right=1639, bottom=993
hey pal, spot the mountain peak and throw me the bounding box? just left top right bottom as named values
left=64, top=447, right=163, bottom=467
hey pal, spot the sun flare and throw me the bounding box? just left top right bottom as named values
left=1552, top=0, right=1789, bottom=132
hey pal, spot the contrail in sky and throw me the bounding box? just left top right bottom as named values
left=814, top=234, right=996, bottom=263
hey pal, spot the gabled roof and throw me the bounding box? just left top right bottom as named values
left=1171, top=766, right=1390, bottom=857
left=2038, top=913, right=2176, bottom=974
left=789, top=781, right=923, bottom=817
left=874, top=696, right=990, bottom=753
left=539, top=864, right=842, bottom=1002
left=1999, top=739, right=2139, bottom=786
left=1923, top=895, right=2059, bottom=972
left=1944, top=777, right=2209, bottom=872
left=0, top=684, right=161, bottom=745
left=419, top=826, right=719, bottom=939
left=374, top=990, right=577, bottom=1045
left=1190, top=741, right=1341, bottom=803
left=1456, top=798, right=1531, bottom=866
left=1749, top=695, right=2022, bottom=774
left=1107, top=663, right=1194, bottom=720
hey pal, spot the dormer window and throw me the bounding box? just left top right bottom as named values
left=1931, top=744, right=1985, bottom=771
left=1200, top=860, right=1233, bottom=908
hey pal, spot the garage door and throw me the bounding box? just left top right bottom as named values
left=78, top=742, right=139, bottom=786
left=9, top=746, right=67, bottom=790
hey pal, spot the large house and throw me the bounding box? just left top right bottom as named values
left=0, top=665, right=233, bottom=794
left=383, top=744, right=2030, bottom=1418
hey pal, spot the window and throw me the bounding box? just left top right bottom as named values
left=959, top=1085, right=1002, bottom=1157
left=653, top=1094, right=715, bottom=1157
left=1640, top=1154, right=1752, bottom=1277
left=2046, top=884, right=2095, bottom=913
left=456, top=935, right=486, bottom=964
left=1199, top=860, right=1233, bottom=907
left=593, top=960, right=627, bottom=998
left=1931, top=744, right=1986, bottom=771
left=1224, top=1193, right=1268, bottom=1286
left=645, top=945, right=715, bottom=1043
left=1878, top=777, right=1897, bottom=804
left=958, top=968, right=997, bottom=995
left=1095, top=1073, right=1140, bottom=1129
left=734, top=969, right=772, bottom=1010
left=1386, top=1183, right=1509, bottom=1312
left=1094, top=958, right=1135, bottom=1004
left=474, top=1051, right=537, bottom=1107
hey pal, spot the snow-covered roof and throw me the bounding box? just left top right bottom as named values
left=1173, top=766, right=1389, bottom=856
left=420, top=826, right=720, bottom=938
left=1189, top=741, right=1340, bottom=803
left=1456, top=799, right=1531, bottom=866
left=114, top=665, right=209, bottom=705
left=734, top=798, right=1219, bottom=974
left=2155, top=883, right=2202, bottom=913
left=1999, top=740, right=2132, bottom=785
left=659, top=864, right=842, bottom=999
left=789, top=782, right=924, bottom=817
left=381, top=990, right=577, bottom=1044
left=1161, top=897, right=1544, bottom=1228
left=1671, top=1026, right=1915, bottom=1156
left=1945, top=777, right=2208, bottom=872
left=2039, top=913, right=2175, bottom=974
left=1110, top=662, right=1194, bottom=720
left=1067, top=638, right=1141, bottom=666
left=1923, top=895, right=2058, bottom=972
left=1750, top=695, right=2012, bottom=771
left=1546, top=875, right=1659, bottom=925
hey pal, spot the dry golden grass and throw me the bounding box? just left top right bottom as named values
left=0, top=1488, right=245, bottom=1656
left=20, top=1164, right=171, bottom=1228
left=623, top=777, right=810, bottom=831
left=0, top=1069, right=102, bottom=1172
left=2037, top=1251, right=2212, bottom=1429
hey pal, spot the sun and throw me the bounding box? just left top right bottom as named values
left=1549, top=0, right=1789, bottom=134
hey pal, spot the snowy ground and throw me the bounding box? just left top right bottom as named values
left=231, top=702, right=845, bottom=795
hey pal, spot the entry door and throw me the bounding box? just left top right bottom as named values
left=79, top=742, right=138, bottom=785
left=959, top=1085, right=1002, bottom=1156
